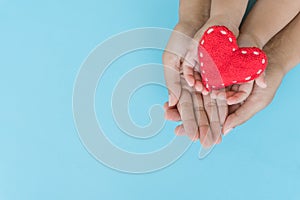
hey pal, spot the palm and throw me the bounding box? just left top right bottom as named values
left=224, top=66, right=284, bottom=131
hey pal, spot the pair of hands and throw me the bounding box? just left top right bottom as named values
left=163, top=0, right=300, bottom=147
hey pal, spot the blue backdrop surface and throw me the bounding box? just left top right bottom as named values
left=1, top=0, right=300, bottom=200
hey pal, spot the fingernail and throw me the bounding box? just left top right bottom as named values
left=224, top=128, right=233, bottom=136
left=175, top=126, right=185, bottom=136
left=195, top=84, right=202, bottom=92
left=262, top=81, right=267, bottom=88
left=202, top=90, right=209, bottom=95
left=227, top=98, right=235, bottom=105
left=187, top=79, right=194, bottom=87
left=257, top=79, right=267, bottom=88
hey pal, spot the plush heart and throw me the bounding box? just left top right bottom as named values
left=198, top=26, right=267, bottom=91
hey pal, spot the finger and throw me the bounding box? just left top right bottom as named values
left=228, top=103, right=241, bottom=115
left=163, top=102, right=168, bottom=111
left=210, top=90, right=219, bottom=99
left=175, top=125, right=185, bottom=136
left=255, top=73, right=267, bottom=88
left=191, top=89, right=208, bottom=142
left=182, top=47, right=197, bottom=87
left=164, top=102, right=176, bottom=111
left=177, top=89, right=199, bottom=141
left=223, top=98, right=261, bottom=135
left=216, top=98, right=228, bottom=127
left=212, top=86, right=232, bottom=100
left=164, top=102, right=181, bottom=121
left=163, top=22, right=209, bottom=107
left=202, top=94, right=222, bottom=147
left=222, top=84, right=239, bottom=100
left=227, top=81, right=254, bottom=105
left=210, top=87, right=228, bottom=126
left=165, top=108, right=181, bottom=122
left=194, top=69, right=204, bottom=92
left=163, top=52, right=182, bottom=106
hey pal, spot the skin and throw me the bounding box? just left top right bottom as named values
left=182, top=0, right=249, bottom=91
left=214, top=0, right=300, bottom=106
left=184, top=0, right=300, bottom=103
left=165, top=12, right=300, bottom=137
left=163, top=0, right=224, bottom=145
left=163, top=0, right=211, bottom=107
left=163, top=0, right=300, bottom=147
left=223, top=12, right=300, bottom=133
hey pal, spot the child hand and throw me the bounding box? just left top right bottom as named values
left=182, top=0, right=249, bottom=94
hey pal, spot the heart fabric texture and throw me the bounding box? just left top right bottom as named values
left=198, top=26, right=267, bottom=91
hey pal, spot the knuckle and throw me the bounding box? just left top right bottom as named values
left=186, top=125, right=198, bottom=136
left=179, top=101, right=193, bottom=109
left=194, top=106, right=205, bottom=112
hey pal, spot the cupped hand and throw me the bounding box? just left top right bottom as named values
left=223, top=12, right=300, bottom=134
left=164, top=74, right=226, bottom=147
left=163, top=0, right=227, bottom=146
left=182, top=0, right=249, bottom=94
left=163, top=0, right=211, bottom=107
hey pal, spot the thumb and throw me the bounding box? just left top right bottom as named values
left=222, top=98, right=261, bottom=135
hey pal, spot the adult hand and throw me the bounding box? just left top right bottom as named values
left=163, top=0, right=227, bottom=146
left=223, top=12, right=300, bottom=134
left=165, top=0, right=253, bottom=146
left=164, top=76, right=225, bottom=147
left=163, top=0, right=210, bottom=107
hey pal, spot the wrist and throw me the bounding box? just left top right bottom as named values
left=177, top=20, right=205, bottom=34
left=206, top=15, right=240, bottom=37
left=178, top=0, right=210, bottom=31
left=264, top=45, right=299, bottom=77
left=178, top=13, right=209, bottom=32
left=237, top=33, right=264, bottom=48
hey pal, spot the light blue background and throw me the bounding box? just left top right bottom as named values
left=1, top=0, right=300, bottom=199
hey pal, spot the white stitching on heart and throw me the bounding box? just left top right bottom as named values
left=257, top=69, right=263, bottom=74
left=207, top=28, right=214, bottom=34
left=245, top=76, right=252, bottom=81
left=200, top=27, right=265, bottom=88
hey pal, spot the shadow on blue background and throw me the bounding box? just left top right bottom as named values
left=1, top=0, right=300, bottom=199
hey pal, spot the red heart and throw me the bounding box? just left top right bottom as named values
left=198, top=26, right=267, bottom=91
